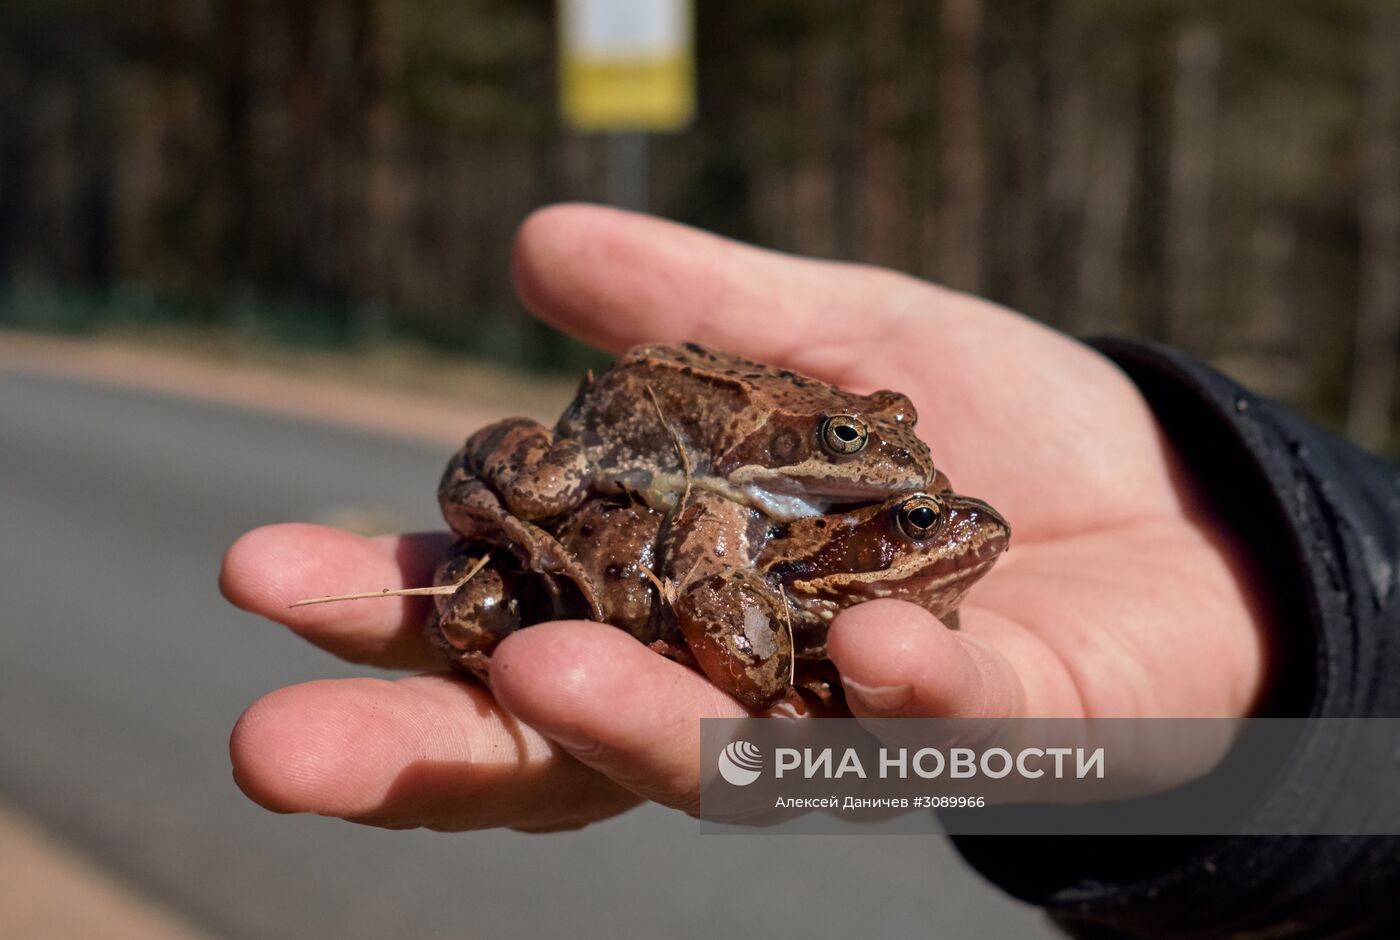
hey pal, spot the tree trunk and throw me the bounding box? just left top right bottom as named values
left=1246, top=212, right=1297, bottom=353
left=1043, top=4, right=1090, bottom=327
left=859, top=0, right=906, bottom=269
left=1164, top=22, right=1221, bottom=351
left=791, top=27, right=840, bottom=259
left=1348, top=1, right=1400, bottom=449
left=217, top=0, right=253, bottom=290
left=937, top=0, right=984, bottom=292
left=1073, top=105, right=1138, bottom=335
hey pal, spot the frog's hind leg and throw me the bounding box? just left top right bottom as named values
left=438, top=476, right=605, bottom=621
left=428, top=542, right=605, bottom=684
left=427, top=542, right=522, bottom=684
left=660, top=492, right=793, bottom=712
left=448, top=418, right=589, bottom=522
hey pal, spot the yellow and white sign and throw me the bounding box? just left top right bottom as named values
left=559, top=0, right=695, bottom=132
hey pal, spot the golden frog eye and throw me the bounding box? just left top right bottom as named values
left=896, top=495, right=943, bottom=540
left=820, top=414, right=869, bottom=456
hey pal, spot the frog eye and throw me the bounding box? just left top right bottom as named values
left=896, top=495, right=943, bottom=540
left=820, top=415, right=869, bottom=456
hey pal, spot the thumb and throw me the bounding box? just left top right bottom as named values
left=826, top=599, right=1032, bottom=720
left=510, top=203, right=937, bottom=379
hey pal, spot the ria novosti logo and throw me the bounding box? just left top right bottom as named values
left=717, top=741, right=763, bottom=786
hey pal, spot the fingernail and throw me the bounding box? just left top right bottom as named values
left=842, top=679, right=913, bottom=714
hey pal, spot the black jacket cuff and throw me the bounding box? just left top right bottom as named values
left=952, top=337, right=1400, bottom=938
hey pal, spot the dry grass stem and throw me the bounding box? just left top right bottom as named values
left=289, top=553, right=490, bottom=608
left=645, top=383, right=692, bottom=507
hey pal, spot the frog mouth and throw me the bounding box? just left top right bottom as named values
left=737, top=476, right=921, bottom=521
left=742, top=488, right=852, bottom=521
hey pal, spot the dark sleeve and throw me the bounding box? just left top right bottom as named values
left=951, top=338, right=1400, bottom=939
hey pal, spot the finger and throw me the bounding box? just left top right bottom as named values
left=509, top=205, right=1180, bottom=548
left=230, top=673, right=639, bottom=832
left=826, top=599, right=1075, bottom=721
left=511, top=203, right=969, bottom=383
left=489, top=621, right=749, bottom=813
left=220, top=523, right=453, bottom=671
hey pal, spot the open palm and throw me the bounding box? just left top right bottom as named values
left=221, top=205, right=1271, bottom=831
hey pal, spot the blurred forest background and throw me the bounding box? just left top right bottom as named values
left=2, top=0, right=1399, bottom=447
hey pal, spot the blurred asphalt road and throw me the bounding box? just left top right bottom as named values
left=0, top=367, right=1055, bottom=940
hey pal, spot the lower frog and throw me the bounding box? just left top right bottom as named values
left=671, top=490, right=1010, bottom=710
left=426, top=490, right=1010, bottom=711
left=765, top=491, right=1009, bottom=657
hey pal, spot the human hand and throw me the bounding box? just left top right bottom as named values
left=221, top=204, right=1272, bottom=831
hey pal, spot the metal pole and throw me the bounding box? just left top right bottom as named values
left=605, top=132, right=649, bottom=214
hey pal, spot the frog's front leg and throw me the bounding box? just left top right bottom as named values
left=452, top=418, right=589, bottom=521
left=662, top=492, right=792, bottom=712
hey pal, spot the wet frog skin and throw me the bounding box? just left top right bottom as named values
left=427, top=490, right=1010, bottom=710
left=763, top=492, right=1011, bottom=658
left=429, top=341, right=1007, bottom=710
left=438, top=342, right=945, bottom=694
left=442, top=342, right=938, bottom=524
left=428, top=496, right=672, bottom=683
left=672, top=490, right=1010, bottom=709
left=555, top=342, right=937, bottom=518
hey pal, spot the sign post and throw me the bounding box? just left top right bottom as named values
left=559, top=0, right=696, bottom=212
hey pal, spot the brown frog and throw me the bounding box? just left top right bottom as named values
left=437, top=343, right=945, bottom=699
left=444, top=342, right=938, bottom=526
left=765, top=492, right=1010, bottom=655
left=670, top=490, right=1010, bottom=710
left=427, top=490, right=1010, bottom=711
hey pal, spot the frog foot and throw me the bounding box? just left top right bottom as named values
left=451, top=418, right=589, bottom=522
left=672, top=567, right=794, bottom=712
left=427, top=543, right=522, bottom=684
